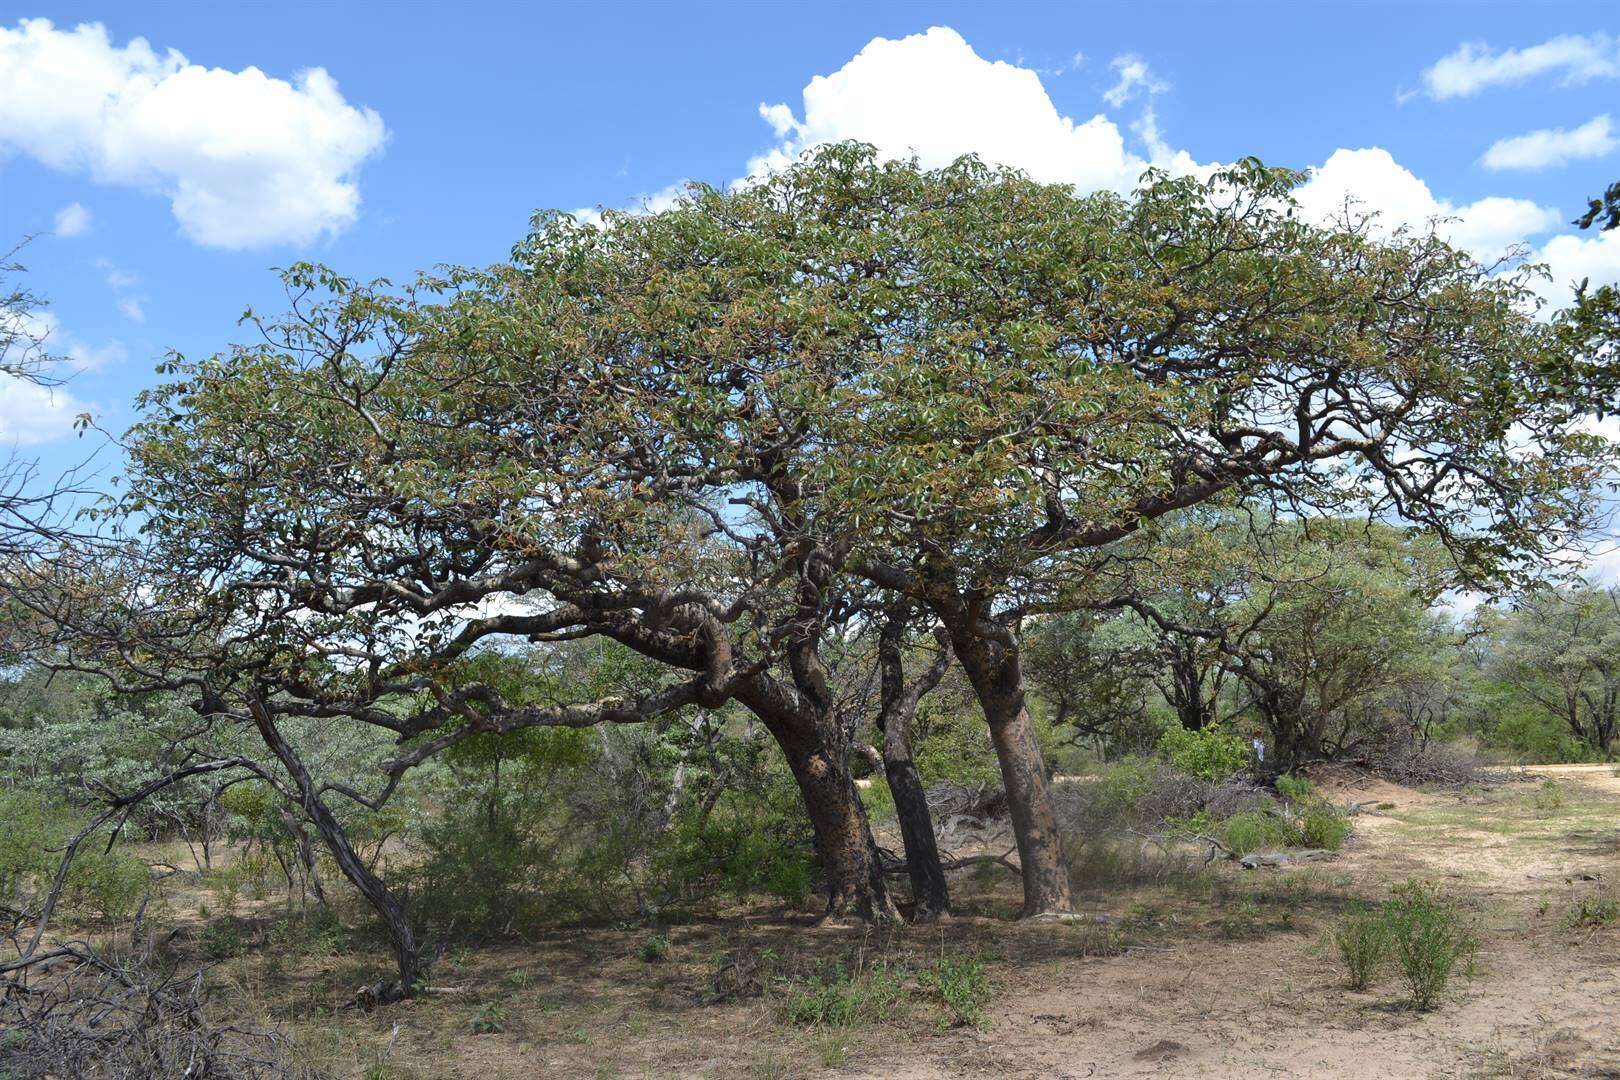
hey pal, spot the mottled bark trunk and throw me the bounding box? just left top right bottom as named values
left=876, top=613, right=951, bottom=921
left=881, top=739, right=949, bottom=921
left=982, top=692, right=1075, bottom=915
left=783, top=740, right=897, bottom=922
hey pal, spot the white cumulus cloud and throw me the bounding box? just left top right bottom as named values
left=0, top=18, right=387, bottom=249
left=1292, top=147, right=1560, bottom=260
left=1481, top=113, right=1617, bottom=171
left=0, top=377, right=89, bottom=446
left=1421, top=33, right=1620, bottom=100
left=52, top=202, right=91, bottom=236
left=1533, top=227, right=1620, bottom=307
left=748, top=26, right=1154, bottom=194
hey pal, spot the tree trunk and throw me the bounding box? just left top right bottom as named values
left=880, top=741, right=949, bottom=921
left=249, top=699, right=420, bottom=998
left=982, top=693, right=1075, bottom=915
left=782, top=740, right=898, bottom=923
left=876, top=612, right=951, bottom=921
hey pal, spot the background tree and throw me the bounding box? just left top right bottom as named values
left=1479, top=584, right=1620, bottom=758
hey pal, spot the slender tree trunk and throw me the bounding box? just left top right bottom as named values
left=982, top=692, right=1074, bottom=915
left=879, top=737, right=948, bottom=921
left=876, top=612, right=951, bottom=921
left=249, top=699, right=420, bottom=998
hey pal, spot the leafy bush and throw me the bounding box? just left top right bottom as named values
left=1334, top=905, right=1391, bottom=990
left=638, top=934, right=672, bottom=962
left=0, top=792, right=150, bottom=923
left=1386, top=881, right=1475, bottom=1010
left=1565, top=896, right=1619, bottom=928
left=1298, top=801, right=1351, bottom=850
left=781, top=959, right=908, bottom=1027
left=62, top=849, right=150, bottom=924
left=918, top=954, right=992, bottom=1029
left=1217, top=811, right=1297, bottom=855
left=1157, top=725, right=1249, bottom=782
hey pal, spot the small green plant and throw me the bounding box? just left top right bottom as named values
left=781, top=959, right=907, bottom=1027
left=503, top=967, right=533, bottom=989
left=1158, top=725, right=1249, bottom=782
left=1217, top=810, right=1297, bottom=855
left=1565, top=896, right=1619, bottom=928
left=638, top=934, right=672, bottom=962
left=471, top=1003, right=508, bottom=1034
left=1533, top=779, right=1564, bottom=812
left=1298, top=801, right=1351, bottom=850
left=1386, top=881, right=1476, bottom=1010
left=1333, top=904, right=1392, bottom=990
left=1274, top=774, right=1315, bottom=803
left=918, top=953, right=991, bottom=1029
left=197, top=917, right=251, bottom=960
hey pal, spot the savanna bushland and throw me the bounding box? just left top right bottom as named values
left=3, top=147, right=1620, bottom=1079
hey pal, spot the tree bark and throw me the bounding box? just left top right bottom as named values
left=876, top=613, right=951, bottom=921
left=249, top=699, right=420, bottom=998
left=781, top=738, right=897, bottom=922
left=982, top=692, right=1075, bottom=915
left=937, top=612, right=1075, bottom=917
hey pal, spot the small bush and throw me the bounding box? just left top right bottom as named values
left=1565, top=896, right=1619, bottom=928
left=1298, top=802, right=1351, bottom=851
left=1386, top=881, right=1475, bottom=1010
left=918, top=954, right=991, bottom=1029
left=1334, top=905, right=1391, bottom=990
left=1158, top=725, right=1249, bottom=782
left=638, top=934, right=672, bottom=962
left=470, top=1003, right=508, bottom=1034
left=1533, top=780, right=1564, bottom=812
left=781, top=960, right=907, bottom=1028
left=1218, top=811, right=1297, bottom=856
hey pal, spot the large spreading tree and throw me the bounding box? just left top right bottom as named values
left=38, top=143, right=1612, bottom=935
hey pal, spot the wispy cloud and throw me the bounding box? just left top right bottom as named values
left=1482, top=113, right=1617, bottom=171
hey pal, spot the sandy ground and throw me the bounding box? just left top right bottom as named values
left=191, top=766, right=1620, bottom=1079
left=833, top=765, right=1620, bottom=1080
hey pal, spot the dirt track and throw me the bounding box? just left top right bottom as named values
left=842, top=766, right=1620, bottom=1079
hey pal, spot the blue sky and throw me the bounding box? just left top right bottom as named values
left=3, top=2, right=1619, bottom=508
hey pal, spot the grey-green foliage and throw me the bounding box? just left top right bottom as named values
left=1333, top=904, right=1392, bottom=990
left=1479, top=584, right=1620, bottom=758
left=1387, top=881, right=1476, bottom=1010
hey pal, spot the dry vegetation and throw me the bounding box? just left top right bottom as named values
left=13, top=766, right=1611, bottom=1080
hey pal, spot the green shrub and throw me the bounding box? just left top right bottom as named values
left=1298, top=801, right=1351, bottom=851
left=470, top=1003, right=508, bottom=1034
left=1565, top=896, right=1619, bottom=928
left=1333, top=905, right=1391, bottom=990
left=638, top=934, right=672, bottom=962
left=1218, top=811, right=1297, bottom=855
left=782, top=959, right=908, bottom=1028
left=198, top=917, right=253, bottom=959
left=1157, top=725, right=1249, bottom=782
left=1274, top=774, right=1314, bottom=803
left=1386, top=881, right=1475, bottom=1010
left=1533, top=779, right=1564, bottom=812
left=62, top=849, right=150, bottom=924
left=918, top=954, right=991, bottom=1029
